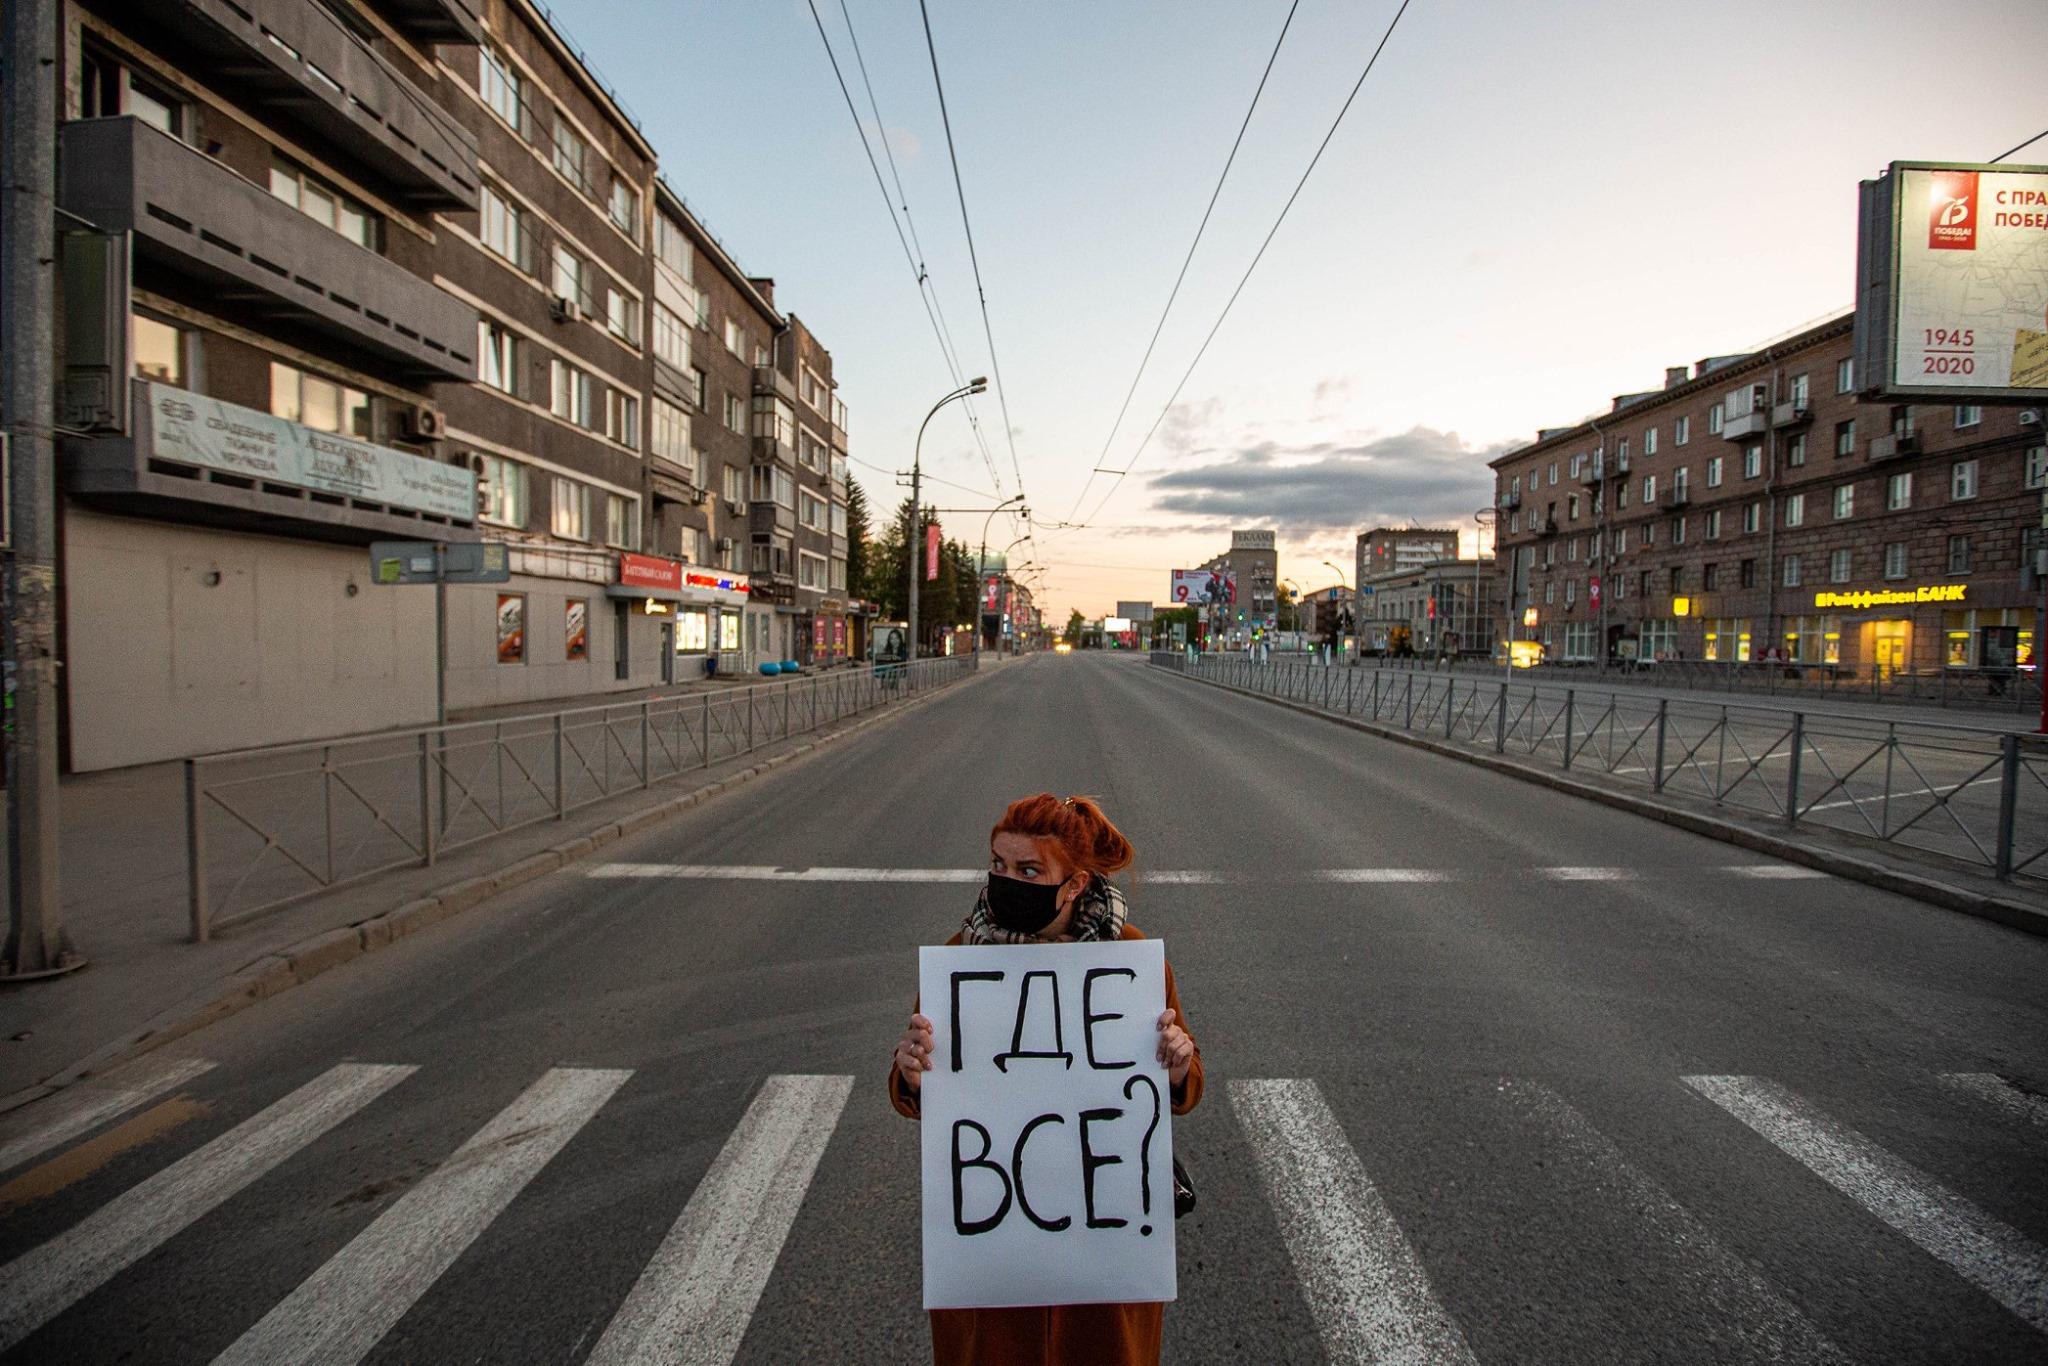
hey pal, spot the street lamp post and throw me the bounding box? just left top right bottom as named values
left=1473, top=508, right=1498, bottom=671
left=906, top=378, right=986, bottom=663
left=973, top=494, right=1026, bottom=663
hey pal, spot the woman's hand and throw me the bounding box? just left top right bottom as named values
left=1157, top=1009, right=1195, bottom=1088
left=894, top=1013, right=936, bottom=1091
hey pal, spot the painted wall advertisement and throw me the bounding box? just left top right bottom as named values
left=1858, top=161, right=2048, bottom=400
left=143, top=382, right=476, bottom=520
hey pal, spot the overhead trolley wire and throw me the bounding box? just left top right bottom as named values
left=1990, top=126, right=2048, bottom=163
left=1071, top=0, right=1415, bottom=534
left=1058, top=0, right=1302, bottom=531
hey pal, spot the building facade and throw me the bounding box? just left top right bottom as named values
left=47, top=0, right=854, bottom=770
left=1353, top=527, right=1458, bottom=601
left=1198, top=529, right=1278, bottom=646
left=1491, top=315, right=2042, bottom=673
left=1359, top=558, right=1499, bottom=658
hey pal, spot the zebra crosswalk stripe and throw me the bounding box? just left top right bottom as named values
left=1684, top=1074, right=2048, bottom=1336
left=586, top=1074, right=853, bottom=1366
left=212, top=1067, right=631, bottom=1366
left=1231, top=1078, right=1477, bottom=1365
left=0, top=1062, right=415, bottom=1353
left=0, top=1056, right=216, bottom=1176
left=1940, top=1072, right=2048, bottom=1133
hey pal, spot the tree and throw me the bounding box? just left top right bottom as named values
left=844, top=476, right=871, bottom=599
left=1063, top=609, right=1086, bottom=645
left=1153, top=604, right=1197, bottom=645
left=1276, top=582, right=1299, bottom=632
left=861, top=496, right=979, bottom=651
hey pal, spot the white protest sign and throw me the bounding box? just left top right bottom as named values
left=918, top=939, right=1176, bottom=1311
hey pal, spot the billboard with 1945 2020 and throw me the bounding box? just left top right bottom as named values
left=1855, top=160, right=2048, bottom=401
left=1169, top=570, right=1236, bottom=607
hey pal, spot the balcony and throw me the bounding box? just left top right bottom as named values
left=1868, top=431, right=1921, bottom=462
left=1772, top=402, right=1813, bottom=428
left=137, top=0, right=477, bottom=209
left=1663, top=485, right=1691, bottom=508
left=1577, top=465, right=1607, bottom=486
left=380, top=0, right=482, bottom=44
left=750, top=498, right=795, bottom=537
left=752, top=365, right=797, bottom=402
left=62, top=119, right=477, bottom=381
left=751, top=434, right=796, bottom=467
left=66, top=379, right=478, bottom=544
left=1536, top=516, right=1561, bottom=537
left=1498, top=489, right=1522, bottom=510
left=1721, top=409, right=1769, bottom=440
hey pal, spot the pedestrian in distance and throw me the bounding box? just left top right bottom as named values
left=890, top=793, right=1204, bottom=1366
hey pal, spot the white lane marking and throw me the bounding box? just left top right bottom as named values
left=1722, top=865, right=1831, bottom=880
left=588, top=864, right=982, bottom=882
left=1230, top=1078, right=1477, bottom=1365
left=1805, top=773, right=2001, bottom=814
left=1537, top=867, right=1637, bottom=881
left=1940, top=1073, right=2048, bottom=1133
left=587, top=1074, right=853, bottom=1366
left=1684, top=1074, right=2048, bottom=1335
left=0, top=1056, right=216, bottom=1175
left=0, top=1063, right=415, bottom=1353
left=1501, top=1080, right=1850, bottom=1363
left=1144, top=870, right=1228, bottom=884
left=1315, top=869, right=1453, bottom=883
left=214, top=1067, right=630, bottom=1366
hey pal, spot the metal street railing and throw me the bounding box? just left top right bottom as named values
left=186, top=656, right=976, bottom=940
left=1149, top=651, right=2048, bottom=885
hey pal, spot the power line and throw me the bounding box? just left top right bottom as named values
left=1061, top=0, right=1301, bottom=528
left=1991, top=126, right=2048, bottom=163
left=917, top=0, right=1028, bottom=505
left=802, top=0, right=1006, bottom=495
left=1075, top=0, right=1414, bottom=532
left=847, top=453, right=998, bottom=503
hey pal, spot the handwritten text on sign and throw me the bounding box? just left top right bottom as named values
left=918, top=940, right=1175, bottom=1310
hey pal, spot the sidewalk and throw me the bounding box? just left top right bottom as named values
left=0, top=653, right=1016, bottom=1106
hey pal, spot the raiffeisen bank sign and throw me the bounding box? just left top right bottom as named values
left=1812, top=585, right=1968, bottom=610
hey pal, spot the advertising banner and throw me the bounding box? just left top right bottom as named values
left=143, top=382, right=475, bottom=520
left=927, top=523, right=943, bottom=581
left=1856, top=161, right=2048, bottom=400
left=619, top=552, right=684, bottom=592
left=1169, top=570, right=1236, bottom=607
left=917, top=940, right=1175, bottom=1311
left=1116, top=601, right=1154, bottom=623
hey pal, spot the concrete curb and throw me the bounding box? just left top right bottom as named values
left=5, top=663, right=1012, bottom=1112
left=1165, top=666, right=2048, bottom=939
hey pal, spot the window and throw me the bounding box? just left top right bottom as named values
left=1616, top=526, right=1630, bottom=554
left=1669, top=566, right=1684, bottom=594
left=1508, top=511, right=1520, bottom=533
left=1544, top=581, right=1555, bottom=605
left=480, top=185, right=529, bottom=273
left=724, top=318, right=746, bottom=358
left=1674, top=416, right=1690, bottom=446
left=1947, top=535, right=1971, bottom=575
left=81, top=46, right=185, bottom=137
left=268, top=158, right=377, bottom=249
left=605, top=492, right=638, bottom=550
left=1643, top=426, right=1658, bottom=457
left=1955, top=404, right=1982, bottom=429
left=605, top=288, right=640, bottom=345
left=1673, top=467, right=1689, bottom=498
left=1706, top=508, right=1722, bottom=539
left=1511, top=474, right=1522, bottom=494
left=1886, top=472, right=1912, bottom=510
left=1786, top=433, right=1806, bottom=468
left=551, top=245, right=595, bottom=314
left=1833, top=484, right=1854, bottom=519
left=753, top=396, right=794, bottom=447
left=830, top=501, right=848, bottom=537
left=1783, top=493, right=1804, bottom=527
left=655, top=213, right=691, bottom=280
left=480, top=47, right=527, bottom=136
left=551, top=112, right=595, bottom=197
left=801, top=365, right=829, bottom=412
left=1617, top=481, right=1629, bottom=509
left=1703, top=563, right=1719, bottom=590
left=1743, top=500, right=1761, bottom=533
left=722, top=392, right=744, bottom=434
left=798, top=428, right=829, bottom=473
left=799, top=487, right=827, bottom=531
left=1782, top=555, right=1802, bottom=587
left=270, top=361, right=370, bottom=438
left=651, top=398, right=692, bottom=472
left=1790, top=374, right=1810, bottom=408
left=1706, top=456, right=1723, bottom=488
left=551, top=478, right=591, bottom=540
left=1884, top=542, right=1908, bottom=579
left=1740, top=558, right=1757, bottom=589
left=605, top=390, right=638, bottom=448
left=478, top=320, right=519, bottom=396
left=1743, top=444, right=1762, bottom=479
left=550, top=359, right=592, bottom=427
left=1830, top=548, right=1851, bottom=583
left=1834, top=419, right=1855, bottom=457
left=1570, top=452, right=1585, bottom=479
left=1565, top=579, right=1576, bottom=606
left=750, top=465, right=794, bottom=507
left=132, top=313, right=185, bottom=384
left=1837, top=357, right=1855, bottom=393
left=1567, top=536, right=1579, bottom=562
left=652, top=304, right=689, bottom=371
left=1672, top=515, right=1687, bottom=545
left=2029, top=445, right=2048, bottom=490
left=798, top=550, right=828, bottom=590
left=477, top=453, right=528, bottom=528
left=1951, top=459, right=1978, bottom=500
left=722, top=464, right=745, bottom=507
left=609, top=178, right=640, bottom=240
left=1642, top=521, right=1655, bottom=547
left=677, top=525, right=703, bottom=563
left=1642, top=474, right=1657, bottom=502
left=1708, top=402, right=1723, bottom=435
left=689, top=367, right=708, bottom=410
left=830, top=558, right=848, bottom=592
left=1890, top=404, right=1915, bottom=436
left=1567, top=493, right=1580, bottom=520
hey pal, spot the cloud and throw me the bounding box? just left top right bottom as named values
left=1145, top=427, right=1508, bottom=533
left=885, top=125, right=921, bottom=161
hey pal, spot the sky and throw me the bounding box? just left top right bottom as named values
left=545, top=0, right=2044, bottom=618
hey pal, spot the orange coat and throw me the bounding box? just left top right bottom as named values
left=889, top=922, right=1204, bottom=1366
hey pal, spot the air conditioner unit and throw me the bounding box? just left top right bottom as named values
left=549, top=295, right=581, bottom=324
left=401, top=405, right=446, bottom=440
left=2022, top=409, right=2044, bottom=428
left=717, top=537, right=734, bottom=554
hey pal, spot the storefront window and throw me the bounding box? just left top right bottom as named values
left=1703, top=619, right=1752, bottom=662
left=719, top=610, right=742, bottom=652
left=1640, top=619, right=1677, bottom=661
left=132, top=313, right=184, bottom=384
left=1945, top=630, right=1971, bottom=667
left=677, top=607, right=710, bottom=652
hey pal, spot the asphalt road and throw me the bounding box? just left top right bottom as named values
left=2, top=652, right=2045, bottom=1364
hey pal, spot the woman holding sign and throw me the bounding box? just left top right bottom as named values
left=890, top=793, right=1203, bottom=1366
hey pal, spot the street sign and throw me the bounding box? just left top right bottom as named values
left=1589, top=576, right=1603, bottom=610
left=369, top=540, right=509, bottom=585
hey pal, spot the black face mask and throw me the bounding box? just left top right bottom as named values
left=985, top=872, right=1065, bottom=935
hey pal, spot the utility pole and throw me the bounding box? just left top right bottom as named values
left=3, top=0, right=83, bottom=980
left=905, top=378, right=985, bottom=665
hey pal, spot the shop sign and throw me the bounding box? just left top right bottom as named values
left=144, top=382, right=475, bottom=520
left=682, top=568, right=749, bottom=594
left=1813, top=585, right=1967, bottom=610
left=619, top=552, right=683, bottom=592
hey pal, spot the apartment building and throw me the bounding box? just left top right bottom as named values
left=46, top=0, right=855, bottom=769
left=1353, top=526, right=1458, bottom=594
left=1491, top=314, right=2042, bottom=674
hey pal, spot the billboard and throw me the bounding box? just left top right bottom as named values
left=1116, top=600, right=1154, bottom=623
left=1856, top=160, right=2048, bottom=401
left=1170, top=569, right=1236, bottom=607
left=1104, top=617, right=1133, bottom=632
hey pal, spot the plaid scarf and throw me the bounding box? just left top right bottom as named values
left=962, top=874, right=1128, bottom=946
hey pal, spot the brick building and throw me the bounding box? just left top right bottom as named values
left=1198, top=529, right=1278, bottom=646
left=1491, top=314, right=2043, bottom=674
left=1353, top=526, right=1458, bottom=593
left=1359, top=557, right=1500, bottom=659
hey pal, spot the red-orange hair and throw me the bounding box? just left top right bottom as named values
left=991, top=794, right=1135, bottom=879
